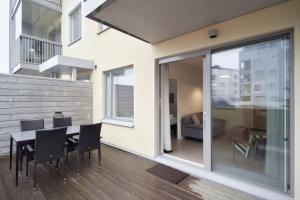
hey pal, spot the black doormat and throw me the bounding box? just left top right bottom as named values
left=146, top=164, right=189, bottom=184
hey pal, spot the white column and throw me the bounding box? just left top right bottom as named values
left=71, top=68, right=78, bottom=80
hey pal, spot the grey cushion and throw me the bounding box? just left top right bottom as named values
left=182, top=116, right=193, bottom=125
left=192, top=114, right=201, bottom=125
left=181, top=112, right=203, bottom=125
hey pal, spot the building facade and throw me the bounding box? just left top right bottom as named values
left=9, top=0, right=94, bottom=80
left=9, top=0, right=300, bottom=199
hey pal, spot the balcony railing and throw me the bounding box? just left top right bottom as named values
left=10, top=34, right=62, bottom=70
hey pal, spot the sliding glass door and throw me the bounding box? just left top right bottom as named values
left=211, top=33, right=291, bottom=192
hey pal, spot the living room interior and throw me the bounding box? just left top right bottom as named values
left=162, top=56, right=205, bottom=164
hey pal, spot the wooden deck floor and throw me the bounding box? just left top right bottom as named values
left=0, top=145, right=262, bottom=200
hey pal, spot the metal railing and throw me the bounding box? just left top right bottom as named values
left=10, top=34, right=62, bottom=70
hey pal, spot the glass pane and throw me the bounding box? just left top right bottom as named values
left=111, top=68, right=134, bottom=119
left=70, top=7, right=81, bottom=42
left=211, top=35, right=291, bottom=192
left=105, top=74, right=111, bottom=117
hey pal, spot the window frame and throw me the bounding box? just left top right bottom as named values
left=103, top=66, right=134, bottom=126
left=68, top=3, right=82, bottom=46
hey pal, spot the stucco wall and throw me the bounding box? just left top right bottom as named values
left=61, top=0, right=300, bottom=198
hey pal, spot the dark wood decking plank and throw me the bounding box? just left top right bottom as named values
left=0, top=144, right=261, bottom=200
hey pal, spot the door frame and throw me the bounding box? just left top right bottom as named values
left=154, top=29, right=294, bottom=199
left=157, top=49, right=211, bottom=170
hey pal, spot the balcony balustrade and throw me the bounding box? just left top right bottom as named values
left=10, top=34, right=62, bottom=70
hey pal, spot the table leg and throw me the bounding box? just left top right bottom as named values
left=15, top=143, right=19, bottom=186
left=9, top=137, right=13, bottom=170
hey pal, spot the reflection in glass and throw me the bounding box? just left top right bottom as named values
left=105, top=68, right=134, bottom=119
left=211, top=35, right=291, bottom=192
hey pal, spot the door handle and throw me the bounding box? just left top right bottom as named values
left=203, top=112, right=207, bottom=128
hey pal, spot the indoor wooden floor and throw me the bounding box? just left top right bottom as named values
left=0, top=145, right=262, bottom=200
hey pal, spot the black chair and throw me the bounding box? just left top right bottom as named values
left=26, top=127, right=67, bottom=190
left=20, top=119, right=44, bottom=176
left=20, top=119, right=44, bottom=132
left=53, top=117, right=72, bottom=128
left=53, top=117, right=74, bottom=164
left=53, top=112, right=64, bottom=118
left=67, top=123, right=102, bottom=176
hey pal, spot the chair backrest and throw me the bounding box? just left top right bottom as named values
left=53, top=117, right=72, bottom=128
left=53, top=112, right=64, bottom=118
left=78, top=123, right=102, bottom=153
left=35, top=127, right=67, bottom=163
left=20, top=119, right=44, bottom=132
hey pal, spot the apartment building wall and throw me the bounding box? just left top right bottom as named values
left=61, top=0, right=300, bottom=198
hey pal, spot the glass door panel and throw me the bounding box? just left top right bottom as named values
left=211, top=34, right=291, bottom=192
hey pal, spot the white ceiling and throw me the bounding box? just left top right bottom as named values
left=89, top=0, right=287, bottom=43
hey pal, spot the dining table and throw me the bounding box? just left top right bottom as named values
left=9, top=125, right=80, bottom=186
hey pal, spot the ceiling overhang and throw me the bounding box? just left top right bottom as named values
left=85, top=0, right=288, bottom=44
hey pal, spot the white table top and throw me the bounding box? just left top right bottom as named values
left=10, top=126, right=80, bottom=143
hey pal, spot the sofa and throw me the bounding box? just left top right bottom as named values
left=181, top=112, right=225, bottom=140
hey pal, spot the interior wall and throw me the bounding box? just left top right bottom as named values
left=169, top=60, right=203, bottom=117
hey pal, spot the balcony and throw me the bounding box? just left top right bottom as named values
left=10, top=34, right=62, bottom=73
left=11, top=0, right=62, bottom=14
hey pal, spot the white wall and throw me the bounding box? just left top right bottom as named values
left=0, top=1, right=9, bottom=74
left=169, top=62, right=203, bottom=117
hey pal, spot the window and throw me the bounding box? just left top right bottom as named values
left=211, top=33, right=291, bottom=192
left=253, top=82, right=264, bottom=93
left=105, top=67, right=134, bottom=121
left=97, top=23, right=109, bottom=34
left=69, top=5, right=81, bottom=44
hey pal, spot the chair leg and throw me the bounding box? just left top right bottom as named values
left=63, top=158, right=67, bottom=183
left=232, top=144, right=236, bottom=164
left=65, top=151, right=69, bottom=165
left=26, top=152, right=29, bottom=177
left=56, top=159, right=59, bottom=168
left=98, top=146, right=101, bottom=169
left=33, top=163, right=37, bottom=191
left=77, top=152, right=80, bottom=176
left=20, top=149, right=23, bottom=172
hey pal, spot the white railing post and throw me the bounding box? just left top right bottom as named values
left=16, top=34, right=62, bottom=65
